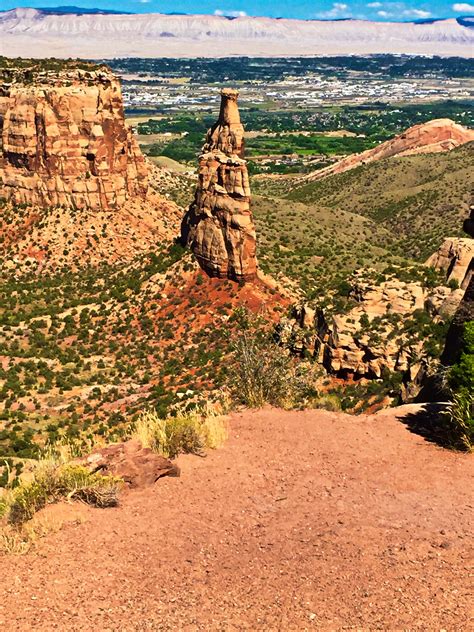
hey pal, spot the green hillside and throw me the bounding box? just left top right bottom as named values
left=252, top=144, right=473, bottom=296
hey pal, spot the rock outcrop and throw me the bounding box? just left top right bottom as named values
left=181, top=88, right=257, bottom=282
left=0, top=62, right=148, bottom=210
left=442, top=206, right=474, bottom=364
left=426, top=236, right=474, bottom=290
left=298, top=119, right=474, bottom=184
left=278, top=269, right=463, bottom=379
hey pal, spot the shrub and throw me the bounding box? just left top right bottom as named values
left=449, top=322, right=474, bottom=394
left=229, top=308, right=317, bottom=409
left=443, top=391, right=473, bottom=452
left=442, top=321, right=474, bottom=452
left=132, top=406, right=227, bottom=459
left=309, top=393, right=342, bottom=412
left=5, top=459, right=121, bottom=526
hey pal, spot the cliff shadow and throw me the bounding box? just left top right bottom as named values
left=396, top=402, right=454, bottom=449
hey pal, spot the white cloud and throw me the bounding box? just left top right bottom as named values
left=402, top=8, right=432, bottom=17
left=319, top=2, right=351, bottom=18
left=452, top=2, right=474, bottom=10
left=367, top=2, right=382, bottom=6
left=377, top=10, right=392, bottom=16
left=214, top=9, right=247, bottom=16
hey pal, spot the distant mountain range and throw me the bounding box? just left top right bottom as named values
left=34, top=6, right=131, bottom=15
left=0, top=7, right=473, bottom=58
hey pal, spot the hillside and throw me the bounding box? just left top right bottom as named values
left=295, top=119, right=474, bottom=184
left=1, top=407, right=472, bottom=629
left=0, top=10, right=473, bottom=57
left=252, top=143, right=473, bottom=294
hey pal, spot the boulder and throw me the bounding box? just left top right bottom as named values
left=78, top=439, right=180, bottom=489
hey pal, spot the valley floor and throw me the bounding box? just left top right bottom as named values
left=1, top=406, right=472, bottom=630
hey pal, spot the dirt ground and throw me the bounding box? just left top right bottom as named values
left=0, top=406, right=472, bottom=631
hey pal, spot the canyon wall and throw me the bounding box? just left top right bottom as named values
left=277, top=269, right=464, bottom=380
left=181, top=88, right=257, bottom=282
left=0, top=64, right=148, bottom=210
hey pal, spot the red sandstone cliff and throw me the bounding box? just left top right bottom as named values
left=0, top=64, right=148, bottom=210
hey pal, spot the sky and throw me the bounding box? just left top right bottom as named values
left=1, top=0, right=473, bottom=20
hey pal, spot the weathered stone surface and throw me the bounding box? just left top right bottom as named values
left=279, top=270, right=463, bottom=379
left=442, top=205, right=474, bottom=364
left=426, top=236, right=474, bottom=290
left=181, top=88, right=257, bottom=282
left=78, top=439, right=180, bottom=489
left=0, top=65, right=148, bottom=210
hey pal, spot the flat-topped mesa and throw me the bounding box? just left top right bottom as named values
left=0, top=62, right=148, bottom=211
left=181, top=88, right=257, bottom=282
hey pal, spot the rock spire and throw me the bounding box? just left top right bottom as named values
left=181, top=88, right=257, bottom=282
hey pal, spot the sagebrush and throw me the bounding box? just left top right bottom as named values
left=228, top=308, right=318, bottom=409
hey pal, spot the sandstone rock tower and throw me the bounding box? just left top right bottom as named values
left=0, top=63, right=148, bottom=210
left=181, top=88, right=257, bottom=282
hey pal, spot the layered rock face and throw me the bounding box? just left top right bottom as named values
left=278, top=270, right=463, bottom=379
left=426, top=236, right=474, bottom=290
left=0, top=64, right=147, bottom=210
left=181, top=88, right=257, bottom=282
left=298, top=119, right=474, bottom=184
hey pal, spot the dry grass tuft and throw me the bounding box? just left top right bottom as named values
left=132, top=404, right=227, bottom=459
left=1, top=447, right=122, bottom=529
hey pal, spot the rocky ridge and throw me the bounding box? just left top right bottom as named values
left=181, top=88, right=257, bottom=282
left=0, top=63, right=147, bottom=210
left=297, top=119, right=474, bottom=184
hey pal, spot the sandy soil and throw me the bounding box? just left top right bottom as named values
left=0, top=406, right=473, bottom=630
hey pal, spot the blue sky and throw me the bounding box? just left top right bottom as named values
left=1, top=0, right=473, bottom=20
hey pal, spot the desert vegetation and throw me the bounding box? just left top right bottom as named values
left=444, top=321, right=474, bottom=451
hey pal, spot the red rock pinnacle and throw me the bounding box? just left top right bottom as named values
left=181, top=88, right=257, bottom=282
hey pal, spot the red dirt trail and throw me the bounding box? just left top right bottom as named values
left=1, top=406, right=473, bottom=631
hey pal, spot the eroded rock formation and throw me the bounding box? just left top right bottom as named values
left=442, top=205, right=474, bottom=364
left=278, top=269, right=463, bottom=379
left=426, top=236, right=474, bottom=290
left=181, top=88, right=257, bottom=282
left=0, top=63, right=147, bottom=210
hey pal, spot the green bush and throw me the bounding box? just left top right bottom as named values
left=7, top=463, right=122, bottom=526
left=443, top=321, right=474, bottom=451
left=229, top=308, right=316, bottom=409
left=449, top=322, right=474, bottom=393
